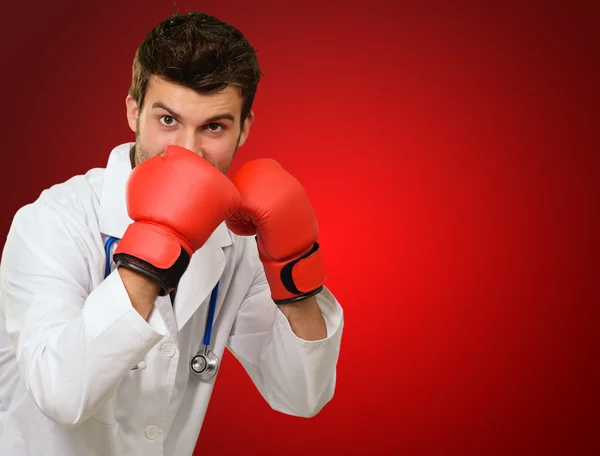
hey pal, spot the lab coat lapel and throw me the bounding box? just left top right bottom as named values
left=98, top=142, right=134, bottom=239
left=173, top=222, right=232, bottom=331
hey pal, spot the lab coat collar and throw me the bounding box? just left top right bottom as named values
left=98, top=142, right=233, bottom=332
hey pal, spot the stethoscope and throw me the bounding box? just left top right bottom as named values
left=104, top=236, right=220, bottom=380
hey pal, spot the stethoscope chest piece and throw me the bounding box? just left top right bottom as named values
left=190, top=347, right=219, bottom=380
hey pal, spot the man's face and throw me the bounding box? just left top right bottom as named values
left=125, top=75, right=253, bottom=173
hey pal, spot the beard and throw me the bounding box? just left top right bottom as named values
left=131, top=117, right=153, bottom=167
left=132, top=138, right=152, bottom=167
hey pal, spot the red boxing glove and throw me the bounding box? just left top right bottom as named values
left=226, top=159, right=326, bottom=304
left=114, top=145, right=241, bottom=295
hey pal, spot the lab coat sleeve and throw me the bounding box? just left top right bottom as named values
left=226, top=261, right=344, bottom=418
left=0, top=201, right=166, bottom=427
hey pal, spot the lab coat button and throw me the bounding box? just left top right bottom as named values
left=145, top=425, right=159, bottom=440
left=161, top=343, right=176, bottom=358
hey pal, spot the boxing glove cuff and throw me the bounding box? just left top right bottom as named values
left=113, top=221, right=193, bottom=296
left=262, top=242, right=326, bottom=304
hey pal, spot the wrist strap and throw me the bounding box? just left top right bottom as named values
left=113, top=222, right=192, bottom=296
left=262, top=242, right=327, bottom=304
left=114, top=248, right=190, bottom=296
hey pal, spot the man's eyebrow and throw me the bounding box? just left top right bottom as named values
left=152, top=102, right=181, bottom=120
left=204, top=113, right=235, bottom=123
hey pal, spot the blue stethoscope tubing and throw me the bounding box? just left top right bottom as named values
left=104, top=236, right=220, bottom=380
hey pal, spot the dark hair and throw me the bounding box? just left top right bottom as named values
left=129, top=12, right=262, bottom=124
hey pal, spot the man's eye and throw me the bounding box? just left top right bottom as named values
left=206, top=123, right=224, bottom=132
left=159, top=116, right=177, bottom=126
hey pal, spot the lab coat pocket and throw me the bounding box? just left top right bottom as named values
left=0, top=427, right=27, bottom=452
left=89, top=392, right=118, bottom=426
left=228, top=331, right=270, bottom=367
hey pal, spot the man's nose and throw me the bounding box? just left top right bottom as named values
left=175, top=131, right=203, bottom=157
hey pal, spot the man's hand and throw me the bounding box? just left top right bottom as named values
left=118, top=267, right=161, bottom=320
left=226, top=159, right=327, bottom=340
left=276, top=295, right=328, bottom=341
left=113, top=145, right=241, bottom=319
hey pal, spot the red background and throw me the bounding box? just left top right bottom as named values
left=1, top=0, right=599, bottom=454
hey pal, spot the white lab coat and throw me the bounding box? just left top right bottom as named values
left=0, top=142, right=344, bottom=456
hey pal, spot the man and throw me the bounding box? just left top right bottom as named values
left=0, top=11, right=344, bottom=456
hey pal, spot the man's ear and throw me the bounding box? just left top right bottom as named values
left=125, top=94, right=139, bottom=133
left=237, top=110, right=255, bottom=148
